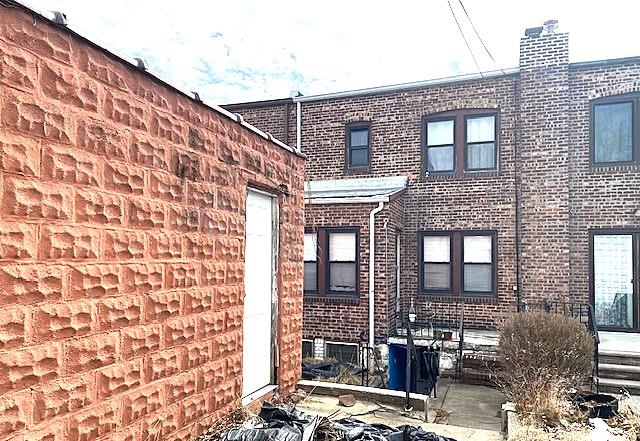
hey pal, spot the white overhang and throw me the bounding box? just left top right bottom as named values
left=304, top=176, right=408, bottom=204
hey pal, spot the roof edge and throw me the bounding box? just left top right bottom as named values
left=293, top=68, right=520, bottom=103
left=223, top=97, right=293, bottom=110
left=7, top=0, right=304, bottom=159
left=569, top=55, right=640, bottom=70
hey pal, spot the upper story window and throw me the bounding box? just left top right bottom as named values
left=591, top=95, right=638, bottom=165
left=419, top=230, right=497, bottom=297
left=346, top=123, right=370, bottom=169
left=424, top=110, right=498, bottom=175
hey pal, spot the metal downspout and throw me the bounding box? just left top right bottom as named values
left=369, top=201, right=385, bottom=349
left=296, top=101, right=301, bottom=152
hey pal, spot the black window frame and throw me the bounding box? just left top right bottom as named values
left=590, top=94, right=640, bottom=166
left=346, top=122, right=371, bottom=170
left=422, top=109, right=499, bottom=177
left=304, top=226, right=360, bottom=299
left=425, top=116, right=456, bottom=173
left=419, top=232, right=453, bottom=295
left=326, top=227, right=360, bottom=297
left=464, top=113, right=498, bottom=172
left=418, top=230, right=497, bottom=298
left=303, top=230, right=318, bottom=296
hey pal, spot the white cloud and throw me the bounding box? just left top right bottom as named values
left=26, top=0, right=640, bottom=104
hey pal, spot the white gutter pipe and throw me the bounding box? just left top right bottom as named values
left=296, top=101, right=301, bottom=152
left=368, top=201, right=384, bottom=349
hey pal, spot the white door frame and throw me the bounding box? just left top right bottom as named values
left=242, top=188, right=279, bottom=403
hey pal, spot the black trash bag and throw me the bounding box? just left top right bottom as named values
left=301, top=362, right=341, bottom=379
left=334, top=418, right=457, bottom=441
left=224, top=402, right=321, bottom=441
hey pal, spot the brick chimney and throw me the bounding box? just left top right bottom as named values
left=517, top=21, right=571, bottom=301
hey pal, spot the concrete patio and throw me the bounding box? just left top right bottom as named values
left=297, top=379, right=505, bottom=441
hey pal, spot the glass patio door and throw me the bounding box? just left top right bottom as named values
left=593, top=233, right=636, bottom=330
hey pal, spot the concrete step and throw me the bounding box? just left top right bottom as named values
left=598, top=363, right=640, bottom=382
left=599, top=350, right=640, bottom=366
left=596, top=377, right=640, bottom=395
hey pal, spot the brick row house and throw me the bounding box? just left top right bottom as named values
left=225, top=22, right=640, bottom=361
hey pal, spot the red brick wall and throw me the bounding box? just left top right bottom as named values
left=226, top=36, right=640, bottom=337
left=303, top=202, right=394, bottom=343
left=518, top=33, right=571, bottom=301
left=568, top=61, right=640, bottom=303
left=0, top=6, right=304, bottom=441
left=223, top=101, right=292, bottom=146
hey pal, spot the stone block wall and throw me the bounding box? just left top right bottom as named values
left=0, top=5, right=304, bottom=441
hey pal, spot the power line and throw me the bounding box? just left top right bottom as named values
left=447, top=0, right=483, bottom=78
left=458, top=0, right=506, bottom=74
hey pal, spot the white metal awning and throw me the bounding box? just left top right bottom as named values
left=304, top=176, right=408, bottom=204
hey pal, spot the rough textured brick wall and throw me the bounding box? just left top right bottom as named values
left=0, top=6, right=304, bottom=441
left=568, top=61, right=640, bottom=303
left=518, top=33, right=571, bottom=301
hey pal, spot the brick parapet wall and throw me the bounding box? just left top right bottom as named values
left=0, top=6, right=304, bottom=441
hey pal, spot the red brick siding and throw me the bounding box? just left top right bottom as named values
left=304, top=201, right=399, bottom=342
left=518, top=33, right=571, bottom=301
left=568, top=62, right=640, bottom=303
left=0, top=7, right=304, bottom=441
left=228, top=37, right=640, bottom=337
left=224, top=102, right=291, bottom=146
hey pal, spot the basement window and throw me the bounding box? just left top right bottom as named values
left=302, top=340, right=314, bottom=359
left=423, top=110, right=498, bottom=175
left=325, top=342, right=360, bottom=364
left=419, top=230, right=497, bottom=297
left=303, top=227, right=360, bottom=298
left=591, top=95, right=638, bottom=165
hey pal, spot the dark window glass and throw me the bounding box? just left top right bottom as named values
left=347, top=126, right=370, bottom=167
left=350, top=148, right=368, bottom=167
left=302, top=340, right=313, bottom=359
left=594, top=102, right=633, bottom=163
left=325, top=343, right=359, bottom=364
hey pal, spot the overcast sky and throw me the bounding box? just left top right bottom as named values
left=27, top=0, right=639, bottom=104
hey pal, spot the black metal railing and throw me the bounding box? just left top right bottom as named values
left=392, top=301, right=464, bottom=340
left=392, top=301, right=465, bottom=377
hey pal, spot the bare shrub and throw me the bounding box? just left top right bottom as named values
left=498, top=311, right=594, bottom=424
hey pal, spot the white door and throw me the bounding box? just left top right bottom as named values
left=242, top=189, right=275, bottom=397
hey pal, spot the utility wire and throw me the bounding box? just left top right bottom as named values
left=458, top=0, right=506, bottom=74
left=447, top=0, right=483, bottom=78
